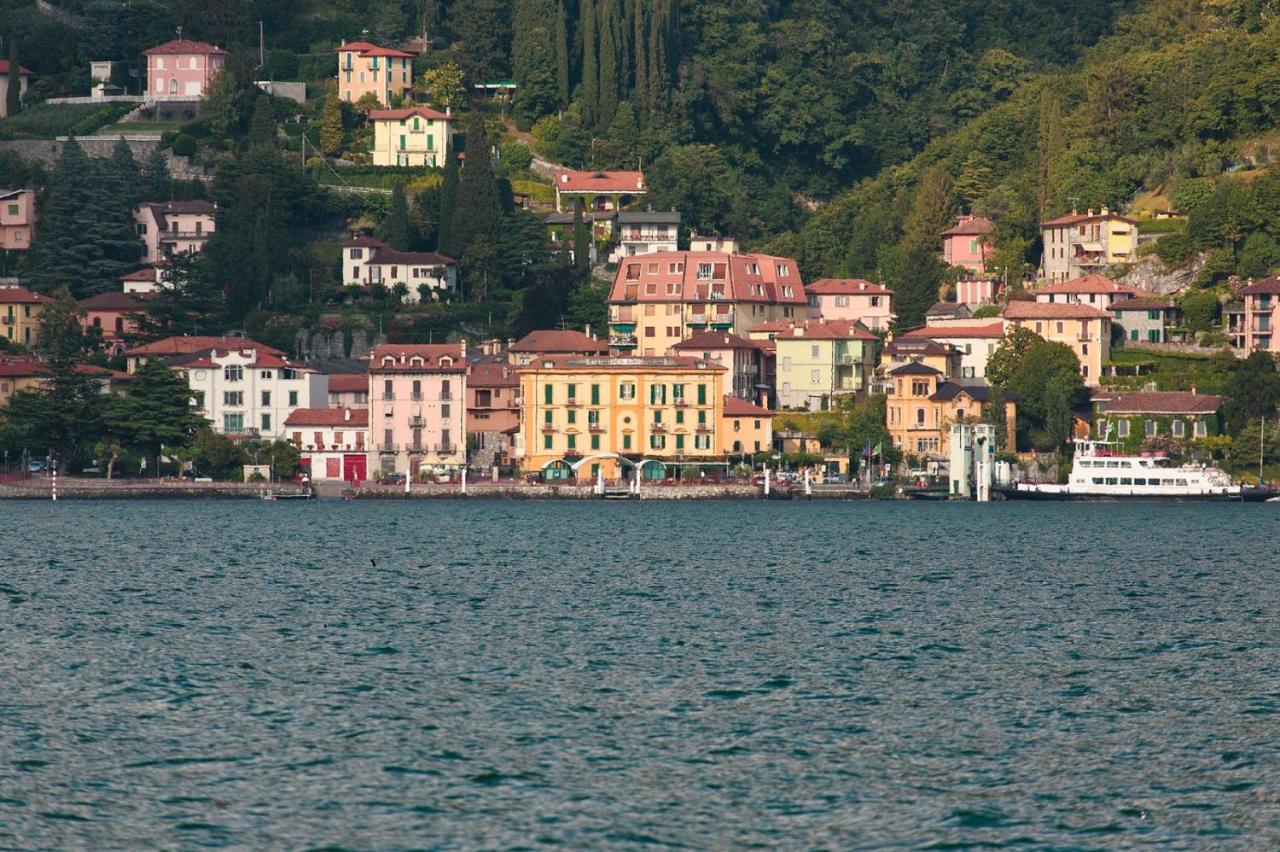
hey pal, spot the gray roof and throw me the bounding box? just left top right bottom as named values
left=616, top=210, right=681, bottom=224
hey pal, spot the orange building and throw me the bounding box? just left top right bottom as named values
left=337, top=41, right=416, bottom=106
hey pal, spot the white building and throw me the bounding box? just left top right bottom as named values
left=284, top=407, right=370, bottom=483
left=185, top=346, right=328, bottom=438
left=343, top=237, right=457, bottom=303
left=896, top=322, right=1006, bottom=380
left=134, top=201, right=217, bottom=265
left=609, top=210, right=680, bottom=263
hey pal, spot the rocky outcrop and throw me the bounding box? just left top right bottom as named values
left=1118, top=252, right=1207, bottom=296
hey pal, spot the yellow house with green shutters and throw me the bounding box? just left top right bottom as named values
left=769, top=320, right=880, bottom=411
left=515, top=355, right=727, bottom=481
left=368, top=106, right=455, bottom=167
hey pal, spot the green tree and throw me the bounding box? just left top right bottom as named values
left=453, top=0, right=513, bottom=84
left=6, top=38, right=21, bottom=118
left=986, top=326, right=1045, bottom=387
left=381, top=182, right=414, bottom=249
left=203, top=68, right=241, bottom=138
left=422, top=62, right=467, bottom=111
left=319, top=85, right=345, bottom=156
left=572, top=198, right=590, bottom=278
left=1036, top=87, right=1064, bottom=219
left=246, top=95, right=277, bottom=150
left=107, top=360, right=206, bottom=477
left=1223, top=350, right=1280, bottom=435
left=27, top=291, right=105, bottom=470
left=437, top=155, right=460, bottom=256
left=955, top=152, right=994, bottom=211
left=142, top=146, right=171, bottom=201
left=513, top=0, right=561, bottom=127
left=451, top=114, right=503, bottom=274
left=649, top=144, right=733, bottom=236
left=188, top=428, right=247, bottom=480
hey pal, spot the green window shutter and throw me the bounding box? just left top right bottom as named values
left=568, top=434, right=576, bottom=449
left=567, top=409, right=576, bottom=424
left=591, top=435, right=600, bottom=450
left=623, top=434, right=632, bottom=450
left=544, top=410, right=553, bottom=424
left=654, top=410, right=662, bottom=423
left=697, top=384, right=706, bottom=404
left=698, top=410, right=706, bottom=424
left=591, top=384, right=600, bottom=404
left=568, top=383, right=576, bottom=401
left=544, top=384, right=553, bottom=404
left=676, top=434, right=684, bottom=450
left=676, top=410, right=684, bottom=424
left=544, top=434, right=552, bottom=449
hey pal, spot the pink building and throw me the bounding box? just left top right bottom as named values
left=144, top=39, right=226, bottom=100
left=672, top=330, right=764, bottom=401
left=942, top=215, right=995, bottom=273
left=1227, top=276, right=1280, bottom=352
left=286, top=407, right=369, bottom=484
left=80, top=292, right=146, bottom=350
left=0, top=189, right=36, bottom=252
left=804, top=279, right=895, bottom=330
left=955, top=277, right=1002, bottom=308
left=326, top=373, right=370, bottom=408
left=135, top=201, right=217, bottom=264
left=367, top=343, right=468, bottom=478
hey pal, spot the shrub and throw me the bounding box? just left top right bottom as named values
left=172, top=134, right=196, bottom=157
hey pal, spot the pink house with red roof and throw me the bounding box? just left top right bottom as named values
left=672, top=330, right=765, bottom=401
left=143, top=39, right=226, bottom=100
left=608, top=250, right=807, bottom=357
left=805, top=279, right=895, bottom=330
left=343, top=236, right=457, bottom=302
left=368, top=343, right=467, bottom=477
left=285, top=407, right=369, bottom=483
left=337, top=40, right=415, bottom=106
left=941, top=215, right=995, bottom=274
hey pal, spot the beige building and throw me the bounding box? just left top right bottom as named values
left=0, top=59, right=31, bottom=118
left=0, top=189, right=36, bottom=252
left=368, top=106, right=454, bottom=167
left=1001, top=301, right=1111, bottom=386
left=337, top=41, right=415, bottom=106
left=1041, top=207, right=1138, bottom=284
left=608, top=250, right=808, bottom=357
left=134, top=201, right=216, bottom=264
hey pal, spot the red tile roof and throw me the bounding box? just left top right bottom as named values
left=612, top=251, right=807, bottom=306
left=723, top=396, right=775, bottom=417
left=0, top=357, right=40, bottom=378
left=1041, top=210, right=1138, bottom=227
left=284, top=407, right=370, bottom=427
left=899, top=322, right=1005, bottom=339
left=0, top=287, right=52, bottom=305
left=805, top=278, right=892, bottom=296
left=143, top=39, right=226, bottom=56
left=125, top=335, right=283, bottom=358
left=336, top=41, right=416, bottom=59
left=121, top=267, right=158, bottom=282
left=554, top=169, right=646, bottom=194
left=467, top=360, right=518, bottom=388
left=672, top=330, right=761, bottom=350
left=1240, top=276, right=1280, bottom=295
left=941, top=215, right=995, bottom=237
left=1092, top=391, right=1223, bottom=415
left=509, top=329, right=608, bottom=355
left=1034, top=274, right=1143, bottom=296
left=81, top=292, right=145, bottom=311
left=772, top=319, right=879, bottom=342
left=368, top=106, right=453, bottom=122
left=326, top=373, right=368, bottom=393
left=1002, top=301, right=1112, bottom=320
left=368, top=343, right=466, bottom=372
left=0, top=60, right=33, bottom=75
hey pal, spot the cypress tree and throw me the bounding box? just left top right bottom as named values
left=106, top=137, right=143, bottom=210
left=632, top=0, right=648, bottom=120
left=247, top=94, right=277, bottom=150
left=555, top=0, right=570, bottom=105
left=451, top=114, right=503, bottom=259
left=1037, top=88, right=1063, bottom=219
left=597, top=0, right=621, bottom=127
left=381, top=182, right=413, bottom=249
left=5, top=38, right=20, bottom=118
left=142, top=146, right=171, bottom=201
left=438, top=155, right=459, bottom=256
left=573, top=198, right=590, bottom=278
left=319, top=85, right=345, bottom=156
left=581, top=0, right=598, bottom=126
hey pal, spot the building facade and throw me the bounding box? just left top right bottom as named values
left=0, top=60, right=32, bottom=118
left=0, top=189, right=36, bottom=252
left=720, top=396, right=774, bottom=457
left=1040, top=208, right=1138, bottom=284
left=1091, top=391, right=1223, bottom=451
left=508, top=329, right=609, bottom=366
left=608, top=250, right=807, bottom=357
left=80, top=292, right=145, bottom=349
left=1226, top=277, right=1280, bottom=352
left=326, top=373, right=370, bottom=408
left=885, top=361, right=1017, bottom=458
left=941, top=215, right=995, bottom=274
left=772, top=320, right=879, bottom=410
left=516, top=356, right=726, bottom=481
left=367, top=343, right=467, bottom=477
left=466, top=357, right=520, bottom=469
left=285, top=407, right=370, bottom=483
left=672, top=330, right=763, bottom=401
left=143, top=39, right=226, bottom=99
left=342, top=237, right=456, bottom=302
left=337, top=41, right=415, bottom=106
left=368, top=107, right=454, bottom=166
left=1033, top=273, right=1146, bottom=309
left=134, top=201, right=217, bottom=264
left=553, top=169, right=647, bottom=214
left=897, top=322, right=1006, bottom=380
left=1110, top=298, right=1178, bottom=345
left=1001, top=301, right=1112, bottom=385
left=804, top=279, right=895, bottom=330
left=185, top=346, right=328, bottom=438
left=609, top=210, right=680, bottom=263
left=0, top=286, right=51, bottom=348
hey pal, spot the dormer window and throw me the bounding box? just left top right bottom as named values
left=381, top=356, right=396, bottom=367
left=697, top=263, right=713, bottom=279
left=410, top=356, right=425, bottom=366
left=440, top=357, right=454, bottom=367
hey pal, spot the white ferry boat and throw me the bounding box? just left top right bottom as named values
left=997, top=439, right=1272, bottom=502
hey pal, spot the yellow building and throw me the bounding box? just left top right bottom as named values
left=368, top=106, right=455, bottom=167
left=769, top=320, right=880, bottom=410
left=516, top=355, right=727, bottom=480
left=720, top=396, right=774, bottom=457
left=336, top=41, right=415, bottom=106
left=1000, top=301, right=1111, bottom=386
left=885, top=362, right=1016, bottom=459
left=1040, top=207, right=1138, bottom=284
left=0, top=286, right=52, bottom=349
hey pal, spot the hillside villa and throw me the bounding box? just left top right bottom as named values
left=368, top=106, right=454, bottom=167
left=80, top=292, right=146, bottom=350
left=897, top=322, right=1006, bottom=380
left=367, top=343, right=468, bottom=478
left=183, top=346, right=327, bottom=438
left=0, top=189, right=36, bottom=253
left=1033, top=273, right=1147, bottom=309
left=1091, top=391, right=1224, bottom=447
left=805, top=279, right=895, bottom=330
left=553, top=169, right=646, bottom=216
left=941, top=215, right=994, bottom=274
left=135, top=201, right=217, bottom=264
left=337, top=40, right=415, bottom=106
left=610, top=210, right=680, bottom=263
left=1110, top=297, right=1179, bottom=345
left=1225, top=276, right=1280, bottom=352
left=0, top=286, right=52, bottom=348
left=607, top=250, right=807, bottom=357
left=342, top=237, right=457, bottom=302
left=1000, top=300, right=1111, bottom=385
left=885, top=360, right=1017, bottom=459
left=143, top=39, right=226, bottom=100
left=1040, top=207, right=1138, bottom=284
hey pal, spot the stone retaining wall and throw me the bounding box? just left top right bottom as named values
left=0, top=138, right=206, bottom=180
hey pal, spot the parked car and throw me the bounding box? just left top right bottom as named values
left=376, top=473, right=406, bottom=486
left=28, top=460, right=48, bottom=473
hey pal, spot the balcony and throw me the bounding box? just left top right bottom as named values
left=440, top=392, right=453, bottom=401
left=908, top=423, right=934, bottom=431
left=159, top=230, right=211, bottom=241
left=610, top=321, right=636, bottom=333
left=696, top=424, right=711, bottom=433
left=541, top=423, right=556, bottom=432
left=674, top=398, right=688, bottom=407
left=409, top=416, right=425, bottom=427
left=381, top=392, right=394, bottom=401
left=609, top=335, right=638, bottom=349
left=434, top=443, right=455, bottom=454
left=710, top=313, right=734, bottom=329
left=1, top=316, right=12, bottom=325
left=565, top=399, right=581, bottom=407
left=378, top=442, right=398, bottom=452
left=652, top=423, right=667, bottom=433
left=589, top=423, right=605, bottom=433
left=407, top=442, right=426, bottom=454
left=687, top=314, right=709, bottom=327
left=410, top=392, right=423, bottom=401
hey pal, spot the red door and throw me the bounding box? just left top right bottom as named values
left=343, top=454, right=367, bottom=484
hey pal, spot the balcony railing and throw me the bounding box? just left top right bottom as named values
left=440, top=392, right=452, bottom=401
left=407, top=442, right=426, bottom=453
left=674, top=398, right=688, bottom=407
left=381, top=392, right=394, bottom=401
left=378, top=442, right=398, bottom=452
left=652, top=423, right=667, bottom=433
left=409, top=416, right=425, bottom=427
left=541, top=423, right=556, bottom=432
left=410, top=392, right=423, bottom=401
left=696, top=424, right=711, bottom=433
left=434, top=443, right=455, bottom=453
left=609, top=335, right=638, bottom=348
left=566, top=399, right=580, bottom=407
left=589, top=423, right=605, bottom=432
left=1, top=316, right=12, bottom=325
left=159, top=230, right=211, bottom=241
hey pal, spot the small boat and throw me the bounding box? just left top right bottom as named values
left=996, top=439, right=1272, bottom=502
left=260, top=487, right=315, bottom=501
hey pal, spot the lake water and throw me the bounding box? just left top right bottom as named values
left=1, top=500, right=1277, bottom=848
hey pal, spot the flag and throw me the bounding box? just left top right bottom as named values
left=873, top=442, right=883, bottom=457
left=861, top=441, right=873, bottom=459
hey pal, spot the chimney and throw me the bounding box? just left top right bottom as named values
left=560, top=173, right=568, bottom=184
left=1101, top=205, right=1110, bottom=216
left=446, top=105, right=451, bottom=117
left=585, top=323, right=592, bottom=338
left=344, top=407, right=352, bottom=422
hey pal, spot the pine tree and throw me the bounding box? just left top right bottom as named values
left=319, top=85, right=345, bottom=156
left=555, top=0, right=570, bottom=105
left=247, top=95, right=277, bottom=150
left=437, top=155, right=460, bottom=256
left=6, top=38, right=20, bottom=118
left=954, top=152, right=994, bottom=211
left=596, top=0, right=621, bottom=127
left=381, top=182, right=413, bottom=249
left=903, top=167, right=956, bottom=252
left=451, top=114, right=503, bottom=264
left=203, top=69, right=240, bottom=138
left=105, top=137, right=143, bottom=210
left=142, top=146, right=171, bottom=201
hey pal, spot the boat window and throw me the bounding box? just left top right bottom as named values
left=1133, top=478, right=1146, bottom=485
left=1105, top=478, right=1118, bottom=485
left=1120, top=478, right=1132, bottom=485
left=1092, top=478, right=1104, bottom=485
left=1177, top=479, right=1188, bottom=486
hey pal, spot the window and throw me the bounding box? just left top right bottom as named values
left=911, top=380, right=929, bottom=396
left=835, top=296, right=848, bottom=307
left=675, top=434, right=685, bottom=451
left=694, top=434, right=711, bottom=450
left=1097, top=419, right=1108, bottom=438
left=650, top=384, right=667, bottom=404
left=653, top=410, right=663, bottom=424
left=650, top=434, right=666, bottom=449
left=222, top=391, right=243, bottom=406
left=1172, top=420, right=1185, bottom=437
left=288, top=391, right=298, bottom=406
left=567, top=434, right=577, bottom=450
left=590, top=434, right=600, bottom=450
left=1082, top=343, right=1089, bottom=356
left=591, top=384, right=600, bottom=405
left=567, top=409, right=575, bottom=424
left=675, top=409, right=684, bottom=424
left=626, top=263, right=641, bottom=280
left=441, top=403, right=451, bottom=418
left=620, top=383, right=636, bottom=400
left=623, top=434, right=632, bottom=450
left=544, top=384, right=553, bottom=405
left=810, top=370, right=820, bottom=383
left=544, top=434, right=553, bottom=449
left=1145, top=420, right=1157, bottom=437
left=261, top=414, right=271, bottom=431
left=544, top=410, right=553, bottom=425
left=697, top=263, right=713, bottom=279
left=223, top=413, right=243, bottom=431
left=224, top=364, right=243, bottom=382
left=261, top=391, right=271, bottom=406
left=1194, top=420, right=1207, bottom=438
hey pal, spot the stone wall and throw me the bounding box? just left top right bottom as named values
left=0, top=137, right=207, bottom=181
left=295, top=327, right=386, bottom=361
